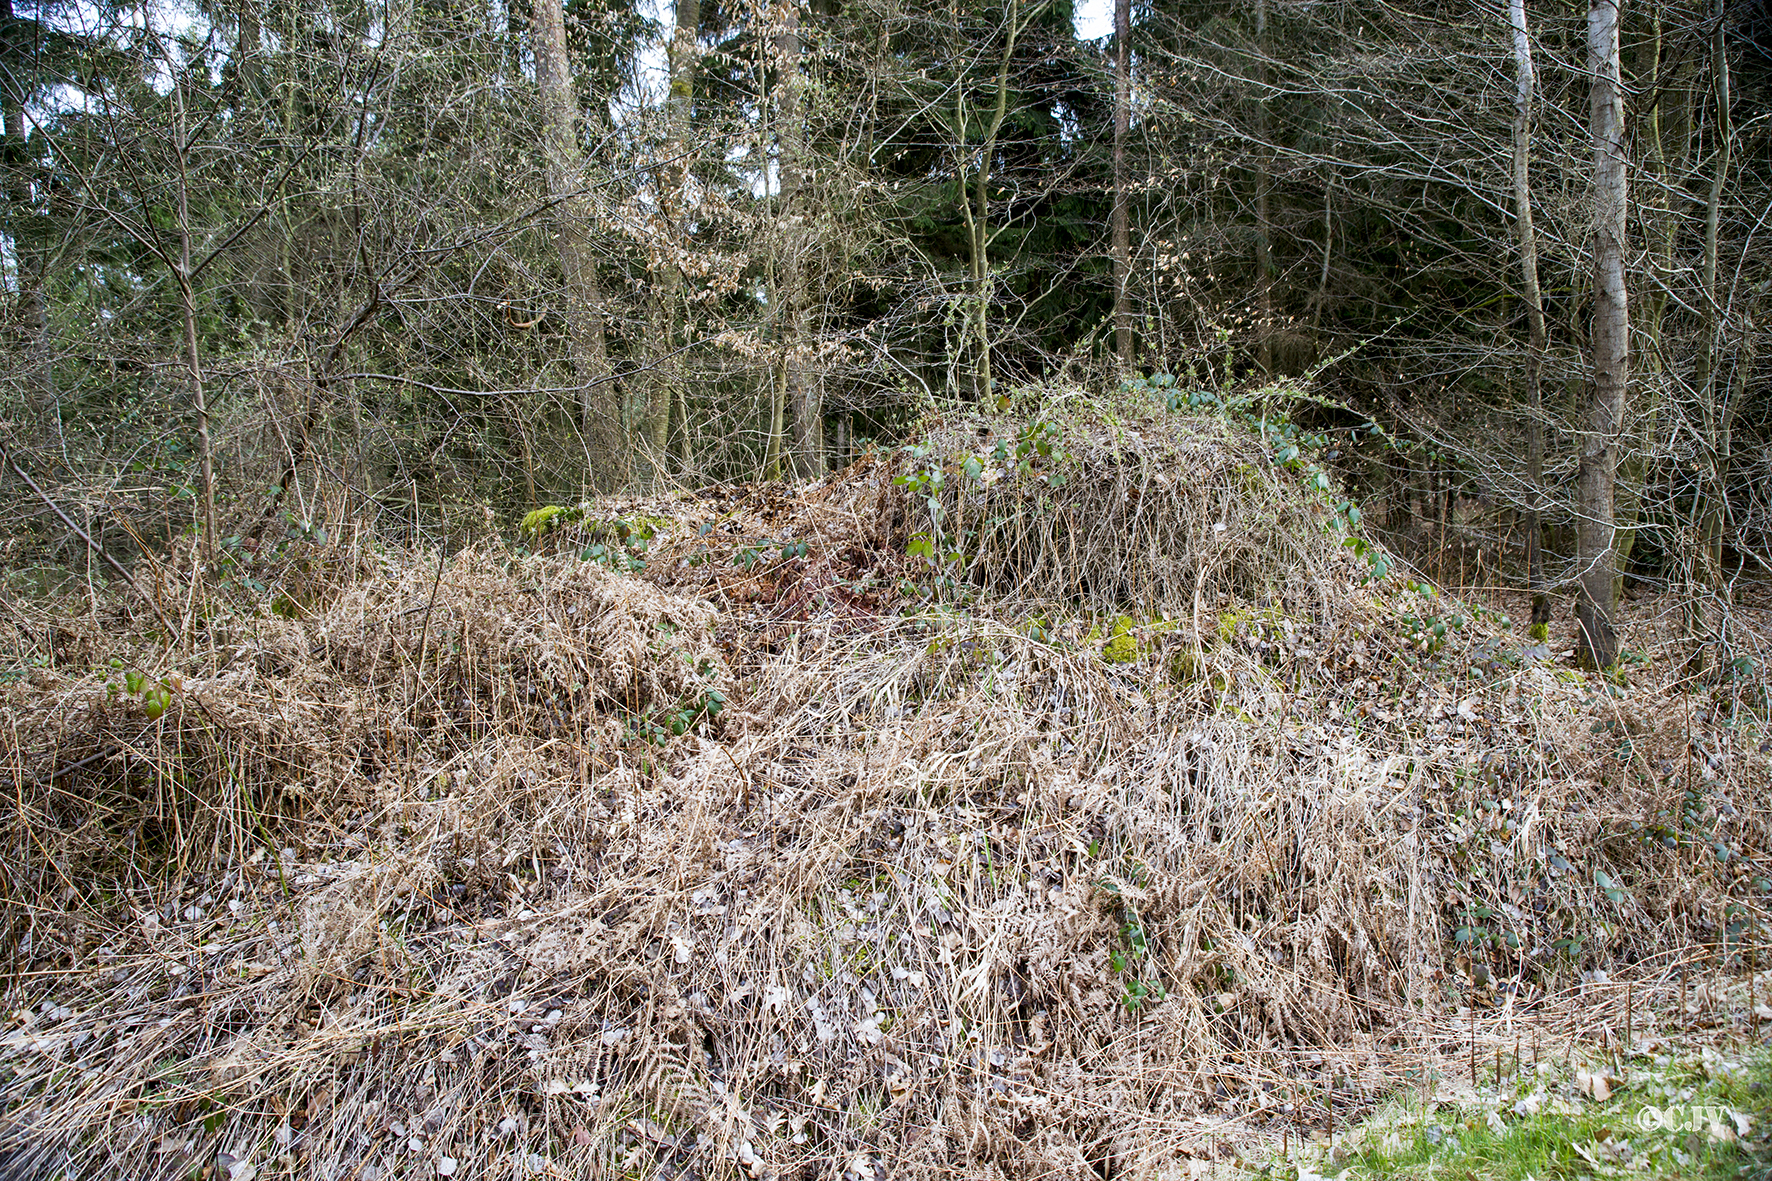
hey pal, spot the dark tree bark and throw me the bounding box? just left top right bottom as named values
left=2, top=0, right=53, bottom=422
left=1252, top=0, right=1272, bottom=375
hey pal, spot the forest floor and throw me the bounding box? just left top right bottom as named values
left=2, top=392, right=1770, bottom=1181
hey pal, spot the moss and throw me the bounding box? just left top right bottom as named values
left=520, top=504, right=583, bottom=538
left=522, top=507, right=673, bottom=547
left=589, top=514, right=672, bottom=548
left=1217, top=603, right=1288, bottom=644
left=1529, top=622, right=1550, bottom=642
left=1102, top=615, right=1139, bottom=663
left=1167, top=649, right=1202, bottom=683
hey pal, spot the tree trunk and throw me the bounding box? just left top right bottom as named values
left=170, top=76, right=218, bottom=565
left=3, top=0, right=53, bottom=424
left=534, top=0, right=621, bottom=488
left=765, top=364, right=787, bottom=481
left=642, top=0, right=701, bottom=474
left=1576, top=0, right=1627, bottom=671
left=1694, top=0, right=1732, bottom=598
left=1613, top=7, right=1677, bottom=612
left=1252, top=0, right=1273, bottom=375
left=1508, top=0, right=1550, bottom=630
left=777, top=0, right=822, bottom=477
left=1310, top=177, right=1333, bottom=338
left=1111, top=0, right=1131, bottom=365
left=677, top=384, right=692, bottom=467
left=956, top=0, right=1039, bottom=403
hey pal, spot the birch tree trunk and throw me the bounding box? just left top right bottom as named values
left=534, top=0, right=621, bottom=487
left=1508, top=0, right=1550, bottom=630
left=1576, top=0, right=1627, bottom=670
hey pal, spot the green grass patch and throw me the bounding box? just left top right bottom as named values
left=1296, top=1043, right=1772, bottom=1180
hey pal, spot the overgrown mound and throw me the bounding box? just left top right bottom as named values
left=884, top=403, right=1349, bottom=615
left=1, top=394, right=1767, bottom=1181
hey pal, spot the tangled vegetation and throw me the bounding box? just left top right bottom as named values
left=1, top=389, right=1768, bottom=1181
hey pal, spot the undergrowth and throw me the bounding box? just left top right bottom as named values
left=0, top=382, right=1768, bottom=1181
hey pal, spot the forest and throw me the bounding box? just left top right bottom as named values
left=0, top=0, right=1764, bottom=639
left=2, top=0, right=1772, bottom=1178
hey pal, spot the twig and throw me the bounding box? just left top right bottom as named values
left=0, top=437, right=176, bottom=637
left=410, top=544, right=448, bottom=733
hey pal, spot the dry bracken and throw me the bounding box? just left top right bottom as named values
left=2, top=405, right=1768, bottom=1181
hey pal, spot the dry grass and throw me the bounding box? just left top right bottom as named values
left=900, top=407, right=1345, bottom=617
left=1, top=397, right=1768, bottom=1181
